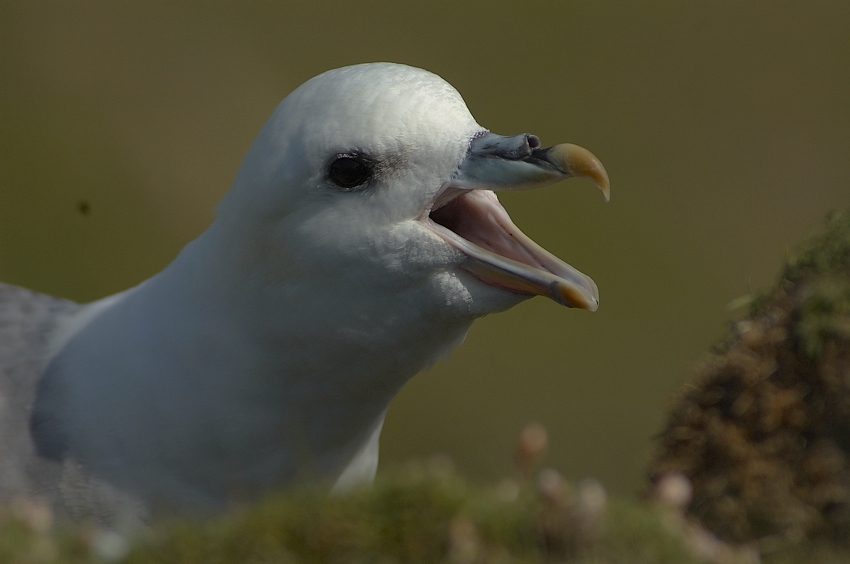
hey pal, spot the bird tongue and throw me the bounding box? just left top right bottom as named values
left=428, top=190, right=599, bottom=310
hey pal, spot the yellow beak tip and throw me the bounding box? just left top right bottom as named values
left=549, top=143, right=611, bottom=202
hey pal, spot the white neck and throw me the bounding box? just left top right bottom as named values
left=42, top=218, right=473, bottom=506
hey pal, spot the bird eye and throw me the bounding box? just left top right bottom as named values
left=328, top=154, right=371, bottom=190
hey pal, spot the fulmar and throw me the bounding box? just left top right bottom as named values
left=0, top=63, right=609, bottom=525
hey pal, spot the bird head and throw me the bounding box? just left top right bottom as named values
left=216, top=63, right=608, bottom=320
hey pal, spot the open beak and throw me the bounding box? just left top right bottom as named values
left=421, top=132, right=609, bottom=310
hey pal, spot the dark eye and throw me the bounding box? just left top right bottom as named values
left=328, top=154, right=371, bottom=190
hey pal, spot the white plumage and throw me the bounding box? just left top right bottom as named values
left=1, top=63, right=609, bottom=525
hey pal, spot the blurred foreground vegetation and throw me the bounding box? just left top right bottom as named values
left=0, top=454, right=753, bottom=564
left=2, top=454, right=848, bottom=564
left=3, top=211, right=850, bottom=563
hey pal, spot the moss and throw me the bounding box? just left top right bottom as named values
left=785, top=211, right=850, bottom=358
left=651, top=210, right=850, bottom=548
left=0, top=461, right=739, bottom=564
left=123, top=471, right=706, bottom=564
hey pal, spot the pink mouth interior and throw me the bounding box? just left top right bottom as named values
left=429, top=190, right=549, bottom=271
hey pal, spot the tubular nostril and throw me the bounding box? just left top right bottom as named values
left=467, top=132, right=537, bottom=161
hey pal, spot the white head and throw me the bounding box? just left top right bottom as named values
left=214, top=62, right=609, bottom=321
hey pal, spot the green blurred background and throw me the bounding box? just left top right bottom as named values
left=1, top=2, right=848, bottom=495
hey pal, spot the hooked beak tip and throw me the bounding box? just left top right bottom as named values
left=547, top=143, right=611, bottom=202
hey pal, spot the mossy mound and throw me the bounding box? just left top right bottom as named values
left=0, top=461, right=727, bottom=564
left=651, top=210, right=850, bottom=547
left=128, top=472, right=695, bottom=564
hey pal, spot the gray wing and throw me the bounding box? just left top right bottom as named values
left=0, top=282, right=81, bottom=501
left=0, top=283, right=147, bottom=527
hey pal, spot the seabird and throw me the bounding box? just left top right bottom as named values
left=0, top=63, right=609, bottom=523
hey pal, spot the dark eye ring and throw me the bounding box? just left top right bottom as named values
left=328, top=154, right=371, bottom=190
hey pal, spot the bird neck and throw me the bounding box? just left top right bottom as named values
left=164, top=219, right=474, bottom=394
left=66, top=219, right=475, bottom=498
